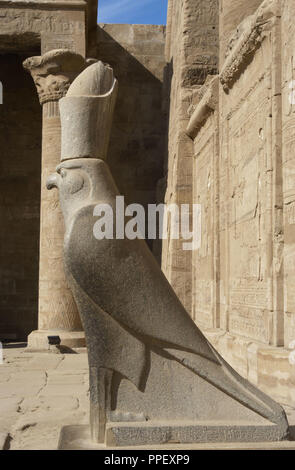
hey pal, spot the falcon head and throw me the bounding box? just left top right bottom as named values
left=46, top=158, right=108, bottom=225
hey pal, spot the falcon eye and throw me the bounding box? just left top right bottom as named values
left=60, top=169, right=67, bottom=178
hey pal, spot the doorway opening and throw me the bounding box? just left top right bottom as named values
left=0, top=51, right=42, bottom=341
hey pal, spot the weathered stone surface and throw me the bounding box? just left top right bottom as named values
left=106, top=422, right=287, bottom=447
left=27, top=330, right=85, bottom=350
left=49, top=61, right=290, bottom=447
left=0, top=11, right=166, bottom=343
left=162, top=0, right=219, bottom=312
left=23, top=49, right=93, bottom=348
left=96, top=24, right=166, bottom=253
left=23, top=49, right=90, bottom=105
left=19, top=354, right=63, bottom=371
left=42, top=369, right=88, bottom=397
left=221, top=0, right=282, bottom=347
left=0, top=345, right=89, bottom=450
left=0, top=2, right=87, bottom=56
left=179, top=0, right=288, bottom=382
left=11, top=408, right=88, bottom=447
left=281, top=0, right=295, bottom=349
left=0, top=397, right=22, bottom=414
left=59, top=61, right=118, bottom=161
left=55, top=352, right=89, bottom=372
left=1, top=344, right=294, bottom=449
left=0, top=0, right=96, bottom=342
left=58, top=425, right=295, bottom=450
left=203, top=329, right=295, bottom=407
left=2, top=0, right=295, bottom=446
left=0, top=397, right=22, bottom=435
left=20, top=395, right=79, bottom=413
left=186, top=75, right=219, bottom=139
left=219, top=0, right=264, bottom=66
left=186, top=75, right=220, bottom=330
left=220, top=0, right=280, bottom=92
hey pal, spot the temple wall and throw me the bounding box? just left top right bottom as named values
left=219, top=6, right=282, bottom=347
left=162, top=0, right=219, bottom=313
left=219, top=0, right=264, bottom=65
left=281, top=0, right=295, bottom=349
left=178, top=0, right=295, bottom=406
left=96, top=24, right=166, bottom=251
left=187, top=76, right=220, bottom=329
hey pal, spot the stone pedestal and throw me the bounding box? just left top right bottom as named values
left=23, top=50, right=93, bottom=349
left=58, top=425, right=295, bottom=450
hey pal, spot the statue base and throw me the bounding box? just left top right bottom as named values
left=27, top=329, right=85, bottom=350
left=58, top=422, right=292, bottom=449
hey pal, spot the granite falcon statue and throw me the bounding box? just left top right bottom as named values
left=47, top=62, right=289, bottom=446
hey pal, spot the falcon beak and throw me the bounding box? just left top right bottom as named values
left=46, top=173, right=59, bottom=190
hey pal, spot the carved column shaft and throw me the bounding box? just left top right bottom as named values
left=23, top=50, right=93, bottom=349
left=39, top=101, right=82, bottom=333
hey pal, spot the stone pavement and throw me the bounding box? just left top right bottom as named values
left=0, top=344, right=89, bottom=450
left=1, top=344, right=295, bottom=450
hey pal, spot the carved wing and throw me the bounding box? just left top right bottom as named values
left=65, top=204, right=219, bottom=364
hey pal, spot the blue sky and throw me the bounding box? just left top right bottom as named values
left=97, top=0, right=168, bottom=25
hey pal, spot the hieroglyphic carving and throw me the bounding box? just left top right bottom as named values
left=229, top=307, right=270, bottom=343
left=193, top=279, right=214, bottom=328
left=283, top=120, right=295, bottom=342
left=0, top=8, right=85, bottom=35
left=219, top=25, right=281, bottom=345
left=230, top=276, right=271, bottom=343
left=220, top=0, right=280, bottom=91
left=281, top=0, right=295, bottom=348
left=190, top=92, right=219, bottom=328
left=190, top=0, right=219, bottom=25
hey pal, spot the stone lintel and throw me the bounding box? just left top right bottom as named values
left=186, top=75, right=219, bottom=140
left=220, top=0, right=280, bottom=92
left=0, top=0, right=87, bottom=10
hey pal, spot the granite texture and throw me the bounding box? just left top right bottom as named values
left=48, top=62, right=289, bottom=446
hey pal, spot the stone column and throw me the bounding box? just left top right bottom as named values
left=23, top=50, right=93, bottom=349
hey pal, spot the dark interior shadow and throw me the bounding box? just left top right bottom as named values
left=2, top=342, right=27, bottom=349
left=0, top=46, right=41, bottom=342
left=56, top=345, right=78, bottom=354
left=0, top=33, right=40, bottom=55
